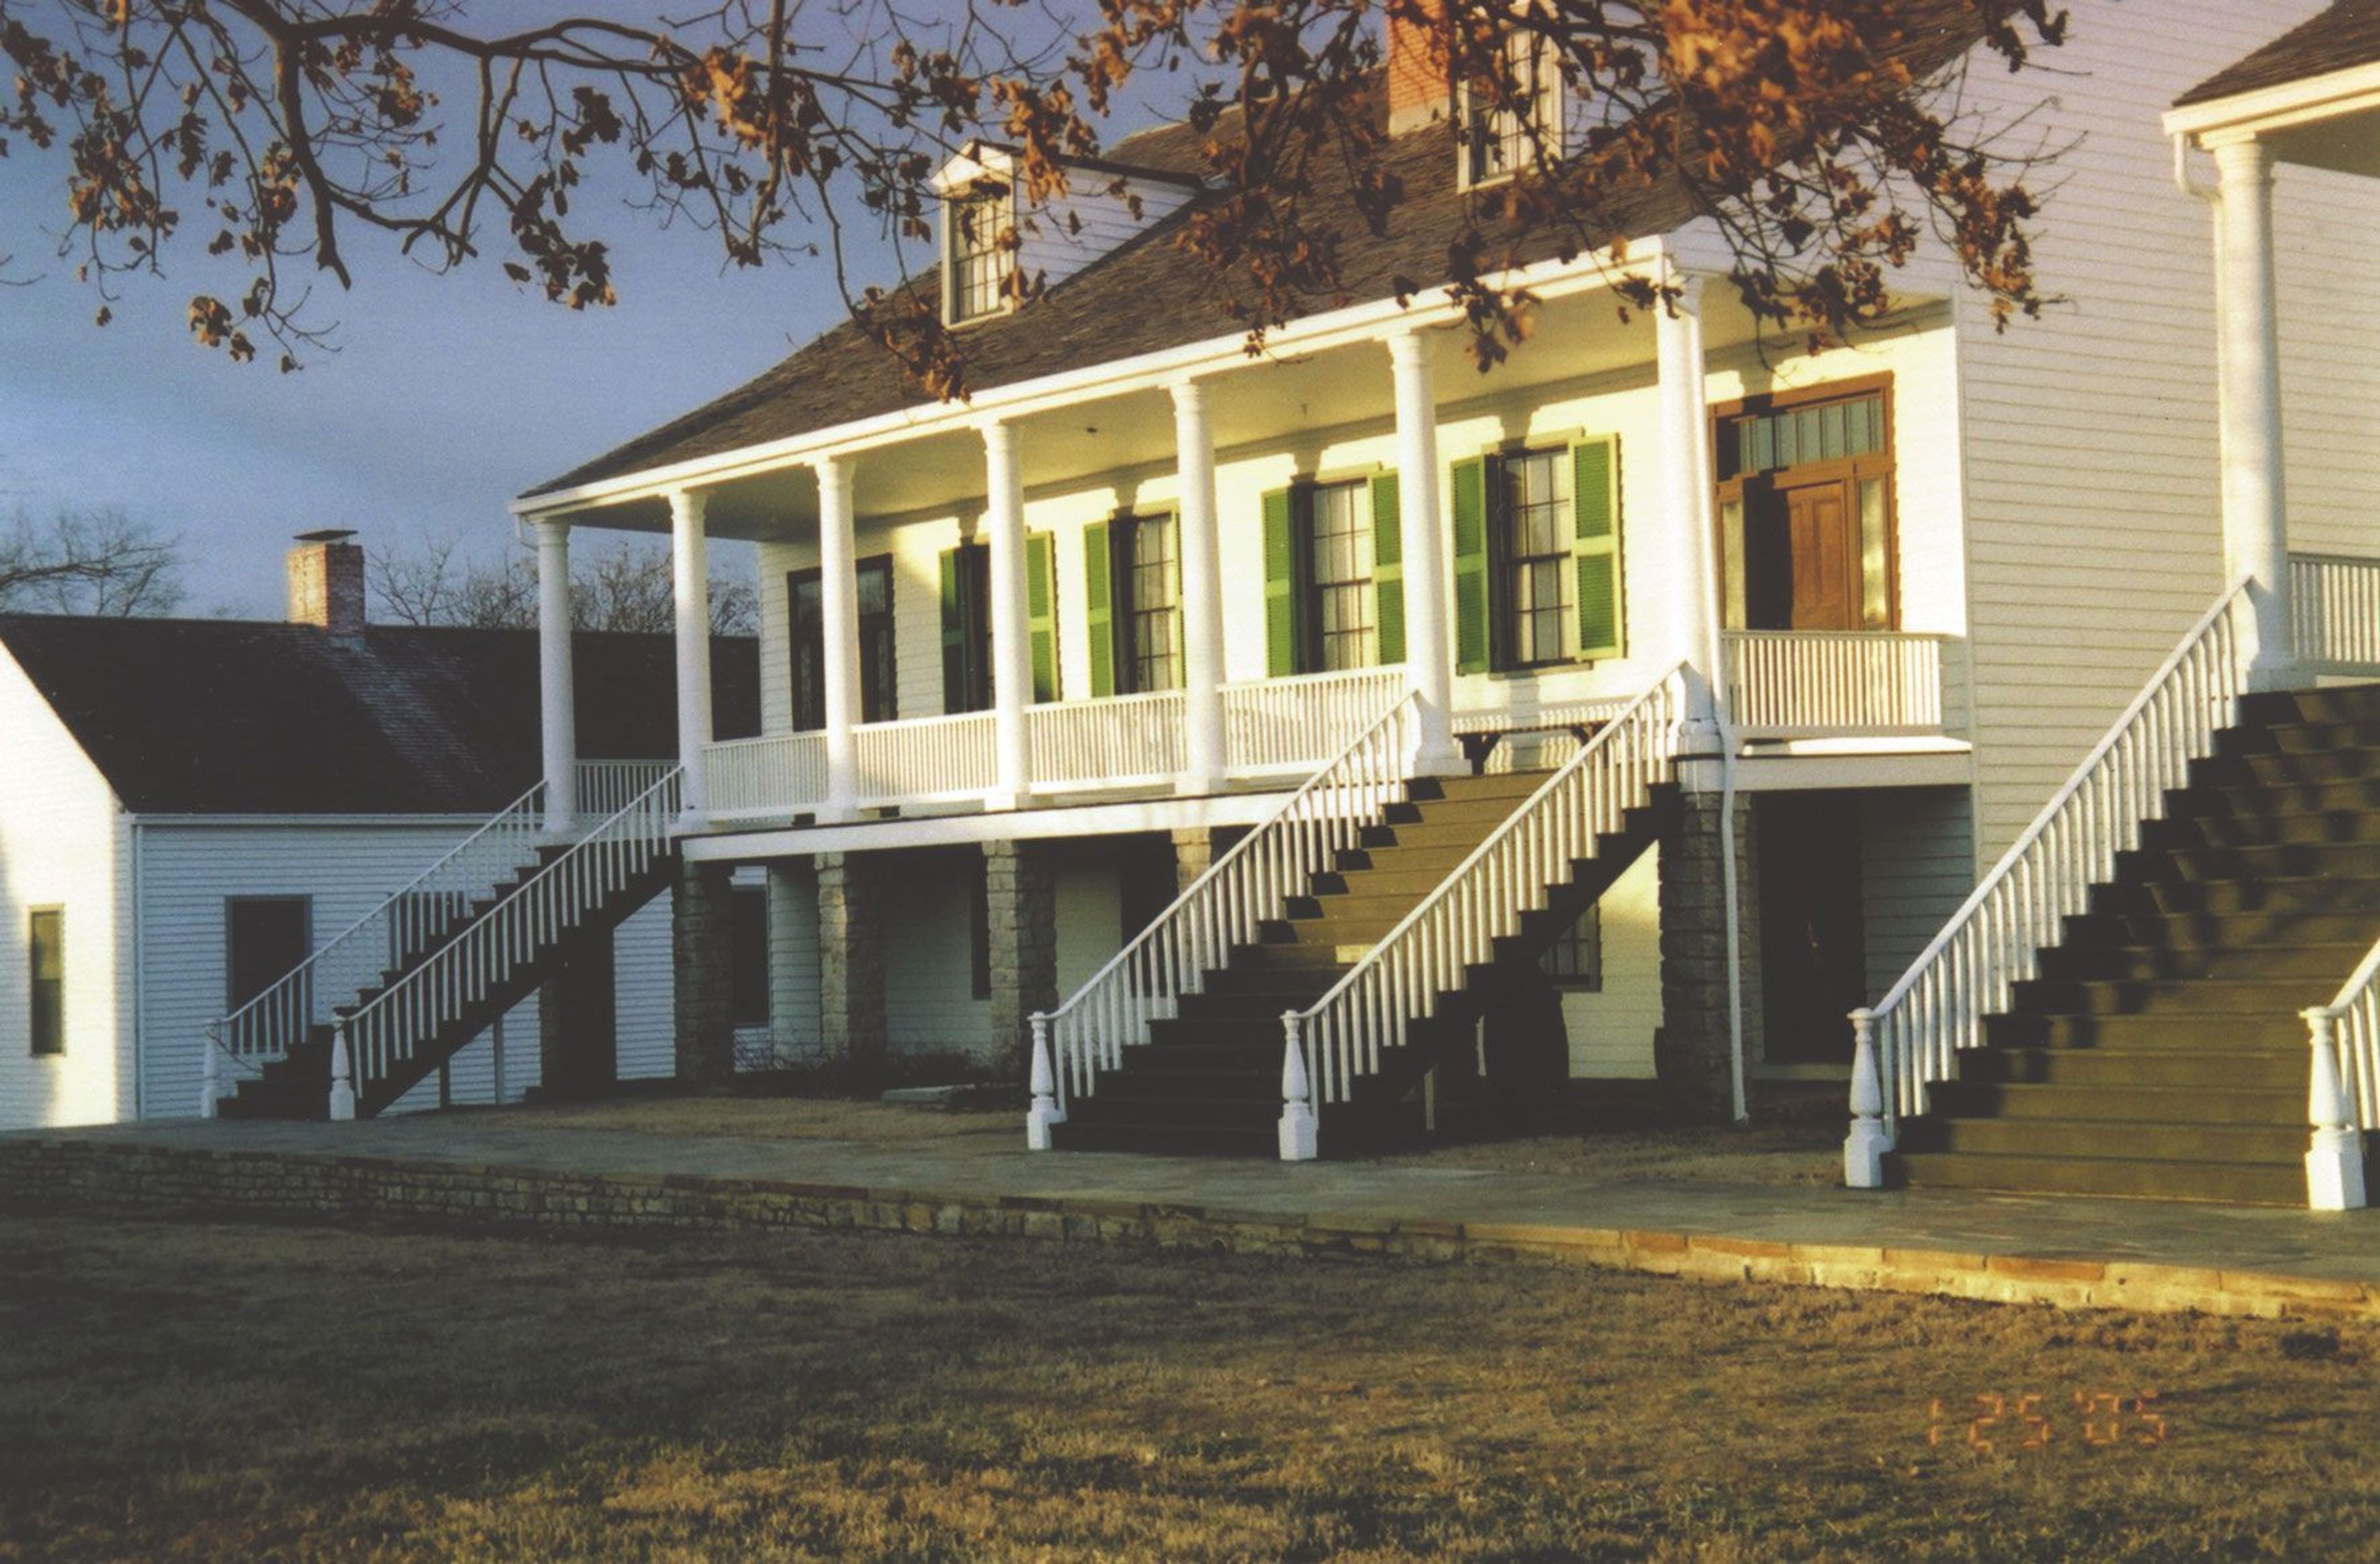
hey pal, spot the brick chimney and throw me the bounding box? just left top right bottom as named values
left=1386, top=0, right=1453, bottom=135
left=288, top=529, right=366, bottom=636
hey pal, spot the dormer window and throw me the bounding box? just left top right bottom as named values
left=1461, top=29, right=1562, bottom=188
left=945, top=182, right=1016, bottom=326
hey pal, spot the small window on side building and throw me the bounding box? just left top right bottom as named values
left=1540, top=904, right=1602, bottom=991
left=29, top=908, right=63, bottom=1057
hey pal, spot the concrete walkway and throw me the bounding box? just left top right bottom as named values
left=7, top=1112, right=2378, bottom=1319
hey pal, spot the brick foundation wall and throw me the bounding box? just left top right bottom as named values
left=1657, top=790, right=1764, bottom=1120
left=816, top=851, right=888, bottom=1068
left=985, top=840, right=1056, bottom=1076
left=672, top=858, right=738, bottom=1085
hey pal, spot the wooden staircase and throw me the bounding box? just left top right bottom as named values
left=1895, top=684, right=2380, bottom=1203
left=1052, top=771, right=1672, bottom=1156
left=217, top=844, right=677, bottom=1120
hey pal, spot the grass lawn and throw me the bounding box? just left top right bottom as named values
left=4, top=1206, right=2377, bottom=1561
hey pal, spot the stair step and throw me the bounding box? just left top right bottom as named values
left=2166, top=841, right=2380, bottom=881
left=1359, top=820, right=1504, bottom=851
left=1982, top=1009, right=2306, bottom=1050
left=2237, top=683, right=2380, bottom=726
left=1067, top=1086, right=1279, bottom=1125
left=1927, top=1079, right=2302, bottom=1125
left=2179, top=809, right=2380, bottom=848
left=1145, top=1016, right=1294, bottom=1049
left=1891, top=1149, right=2307, bottom=1205
left=2243, top=749, right=2380, bottom=785
left=1957, top=1045, right=2308, bottom=1090
left=2038, top=939, right=2366, bottom=983
left=1899, top=1115, right=2304, bottom=1165
left=2008, top=975, right=2338, bottom=1017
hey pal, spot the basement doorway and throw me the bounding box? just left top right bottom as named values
left=1756, top=793, right=1866, bottom=1066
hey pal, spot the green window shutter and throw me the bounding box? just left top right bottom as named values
left=1370, top=472, right=1406, bottom=666
left=1026, top=532, right=1059, bottom=703
left=1572, top=436, right=1623, bottom=660
left=938, top=547, right=968, bottom=713
left=1082, top=521, right=1114, bottom=698
left=1450, top=457, right=1491, bottom=675
left=1261, top=487, right=1299, bottom=678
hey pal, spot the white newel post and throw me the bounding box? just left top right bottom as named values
left=2212, top=138, right=2296, bottom=692
left=670, top=488, right=715, bottom=828
left=536, top=518, right=578, bottom=835
left=1171, top=377, right=1228, bottom=794
left=816, top=456, right=862, bottom=822
left=1388, top=329, right=1463, bottom=776
left=2302, top=1009, right=2366, bottom=1211
left=1026, top=1014, right=1064, bottom=1150
left=1843, top=1007, right=1890, bottom=1189
left=328, top=1022, right=357, bottom=1122
left=1278, top=1014, right=1319, bottom=1161
left=1655, top=270, right=1724, bottom=756
left=983, top=420, right=1033, bottom=810
left=200, top=1042, right=220, bottom=1118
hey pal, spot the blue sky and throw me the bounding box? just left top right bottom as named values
left=0, top=1, right=1116, bottom=617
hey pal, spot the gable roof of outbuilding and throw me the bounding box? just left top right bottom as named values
left=0, top=616, right=759, bottom=816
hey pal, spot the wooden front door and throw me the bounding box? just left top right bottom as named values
left=1784, top=480, right=1858, bottom=631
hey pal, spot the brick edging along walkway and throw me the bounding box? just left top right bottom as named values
left=1, top=1137, right=2371, bottom=1322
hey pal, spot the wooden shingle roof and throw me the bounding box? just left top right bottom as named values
left=2175, top=0, right=2380, bottom=107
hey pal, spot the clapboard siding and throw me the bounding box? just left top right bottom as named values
left=614, top=892, right=677, bottom=1080
left=881, top=846, right=989, bottom=1060
left=0, top=648, right=125, bottom=1130
left=1950, top=0, right=2374, bottom=859
left=767, top=861, right=823, bottom=1064
left=1861, top=788, right=1979, bottom=999
left=1561, top=845, right=1660, bottom=1079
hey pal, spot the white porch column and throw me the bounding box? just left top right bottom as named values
left=2213, top=137, right=2296, bottom=690
left=534, top=518, right=577, bottom=835
left=669, top=488, right=714, bottom=827
left=815, top=456, right=862, bottom=822
left=1170, top=376, right=1228, bottom=794
left=1655, top=270, right=1724, bottom=760
left=1387, top=329, right=1463, bottom=775
left=982, top=420, right=1033, bottom=810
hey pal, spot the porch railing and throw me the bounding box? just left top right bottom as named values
left=1722, top=630, right=1946, bottom=739
left=333, top=767, right=685, bottom=1118
left=708, top=731, right=828, bottom=820
left=1031, top=688, right=1186, bottom=791
left=1846, top=582, right=2252, bottom=1178
left=1275, top=669, right=1681, bottom=1155
left=201, top=758, right=671, bottom=1113
left=856, top=711, right=998, bottom=804
left=1027, top=687, right=1416, bottom=1142
left=1225, top=666, right=1412, bottom=775
left=2292, top=553, right=2380, bottom=672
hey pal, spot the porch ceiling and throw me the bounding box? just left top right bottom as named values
left=568, top=276, right=1899, bottom=547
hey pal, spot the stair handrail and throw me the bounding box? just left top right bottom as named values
left=1276, top=667, right=1683, bottom=1151
left=203, top=773, right=551, bottom=1111
left=329, top=765, right=685, bottom=1117
left=1028, top=685, right=1417, bottom=1131
left=1846, top=580, right=2254, bottom=1172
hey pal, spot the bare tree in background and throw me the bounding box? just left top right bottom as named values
left=1, top=1, right=2068, bottom=389
left=0, top=507, right=186, bottom=616
left=369, top=532, right=755, bottom=635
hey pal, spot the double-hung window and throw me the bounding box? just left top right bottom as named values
left=1083, top=512, right=1181, bottom=696
left=1259, top=472, right=1408, bottom=678
left=1451, top=437, right=1624, bottom=674
left=945, top=184, right=1014, bottom=325
left=1462, top=28, right=1561, bottom=187
left=789, top=555, right=896, bottom=730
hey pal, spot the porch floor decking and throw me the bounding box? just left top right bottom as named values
left=6, top=1103, right=2375, bottom=1315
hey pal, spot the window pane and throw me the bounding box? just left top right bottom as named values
left=1500, top=451, right=1572, bottom=667
left=729, top=887, right=770, bottom=1027
left=1859, top=478, right=1890, bottom=630
left=29, top=909, right=62, bottom=1057
left=1721, top=496, right=1747, bottom=631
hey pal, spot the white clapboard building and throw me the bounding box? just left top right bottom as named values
left=0, top=534, right=759, bottom=1130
